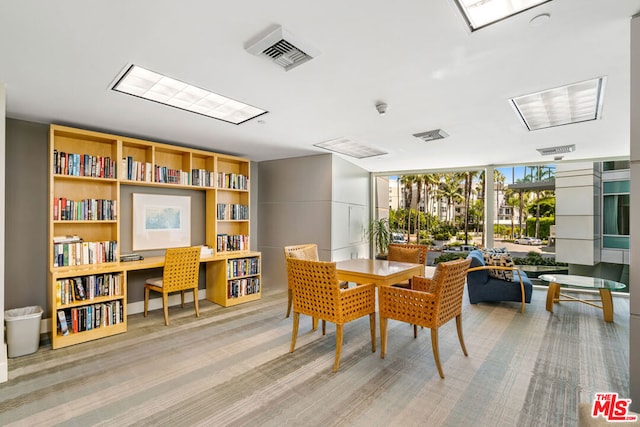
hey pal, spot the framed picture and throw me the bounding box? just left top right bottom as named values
left=132, top=193, right=191, bottom=251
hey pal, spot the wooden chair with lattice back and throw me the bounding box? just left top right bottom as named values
left=286, top=257, right=376, bottom=372
left=387, top=243, right=428, bottom=288
left=378, top=257, right=472, bottom=378
left=144, top=246, right=201, bottom=326
left=283, top=244, right=320, bottom=318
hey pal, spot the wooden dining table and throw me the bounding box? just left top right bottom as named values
left=335, top=258, right=428, bottom=287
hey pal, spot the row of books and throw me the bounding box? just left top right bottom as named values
left=57, top=301, right=123, bottom=336
left=154, top=165, right=189, bottom=184
left=53, top=150, right=116, bottom=178
left=219, top=173, right=248, bottom=190
left=53, top=240, right=118, bottom=267
left=53, top=198, right=117, bottom=221
left=228, top=277, right=260, bottom=298
left=227, top=257, right=260, bottom=279
left=56, top=273, right=123, bottom=305
left=216, top=203, right=249, bottom=220
left=216, top=234, right=249, bottom=252
left=122, top=158, right=153, bottom=182
left=192, top=169, right=216, bottom=187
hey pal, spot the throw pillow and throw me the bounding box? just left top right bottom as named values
left=388, top=246, right=421, bottom=264
left=481, top=247, right=509, bottom=255
left=482, top=252, right=515, bottom=281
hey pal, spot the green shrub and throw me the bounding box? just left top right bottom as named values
left=434, top=252, right=468, bottom=264
left=512, top=252, right=568, bottom=266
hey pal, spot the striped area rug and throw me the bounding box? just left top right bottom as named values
left=0, top=287, right=629, bottom=426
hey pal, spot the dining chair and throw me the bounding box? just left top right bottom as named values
left=387, top=243, right=428, bottom=288
left=378, top=257, right=471, bottom=378
left=283, top=243, right=320, bottom=318
left=144, top=246, right=201, bottom=326
left=286, top=257, right=376, bottom=372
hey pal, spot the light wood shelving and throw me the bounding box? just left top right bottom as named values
left=48, top=124, right=260, bottom=349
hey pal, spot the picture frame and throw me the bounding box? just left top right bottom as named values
left=132, top=193, right=191, bottom=251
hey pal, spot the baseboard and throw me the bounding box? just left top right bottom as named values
left=39, top=289, right=208, bottom=334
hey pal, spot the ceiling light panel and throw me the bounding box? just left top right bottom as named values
left=510, top=77, right=606, bottom=131
left=314, top=138, right=387, bottom=159
left=454, top=0, right=551, bottom=31
left=112, top=65, right=267, bottom=125
left=413, top=129, right=449, bottom=142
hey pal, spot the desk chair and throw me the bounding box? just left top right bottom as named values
left=144, top=246, right=201, bottom=326
left=379, top=257, right=471, bottom=378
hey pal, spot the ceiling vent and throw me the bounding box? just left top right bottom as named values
left=412, top=129, right=449, bottom=142
left=536, top=144, right=575, bottom=156
left=245, top=26, right=320, bottom=71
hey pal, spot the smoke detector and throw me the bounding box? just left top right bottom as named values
left=536, top=144, right=575, bottom=156
left=413, top=129, right=449, bottom=142
left=376, top=102, right=388, bottom=115
left=245, top=25, right=320, bottom=71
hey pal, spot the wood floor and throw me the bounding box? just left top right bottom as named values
left=0, top=287, right=630, bottom=427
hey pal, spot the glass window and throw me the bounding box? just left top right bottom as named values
left=603, top=161, right=630, bottom=171
left=603, top=194, right=629, bottom=235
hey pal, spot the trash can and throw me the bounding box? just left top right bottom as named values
left=4, top=306, right=43, bottom=358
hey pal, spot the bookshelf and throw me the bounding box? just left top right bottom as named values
left=48, top=125, right=260, bottom=348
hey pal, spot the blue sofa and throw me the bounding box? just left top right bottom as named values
left=466, top=249, right=533, bottom=312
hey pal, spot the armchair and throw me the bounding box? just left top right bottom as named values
left=379, top=257, right=471, bottom=379
left=286, top=257, right=376, bottom=372
left=466, top=249, right=532, bottom=313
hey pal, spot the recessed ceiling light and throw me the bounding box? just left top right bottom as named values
left=510, top=77, right=606, bottom=131
left=111, top=65, right=267, bottom=125
left=453, top=0, right=552, bottom=32
left=314, top=138, right=387, bottom=159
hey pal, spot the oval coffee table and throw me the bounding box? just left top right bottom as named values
left=539, top=274, right=626, bottom=322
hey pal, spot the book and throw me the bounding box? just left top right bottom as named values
left=57, top=310, right=69, bottom=336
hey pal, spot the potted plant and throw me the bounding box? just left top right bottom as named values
left=367, top=218, right=391, bottom=259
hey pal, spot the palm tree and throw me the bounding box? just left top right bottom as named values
left=438, top=173, right=464, bottom=226
left=400, top=175, right=415, bottom=239
left=462, top=170, right=479, bottom=244
left=503, top=188, right=520, bottom=238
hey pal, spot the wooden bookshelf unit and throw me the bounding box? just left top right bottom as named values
left=48, top=125, right=260, bottom=349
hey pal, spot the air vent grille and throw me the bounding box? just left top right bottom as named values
left=413, top=129, right=449, bottom=142
left=245, top=26, right=320, bottom=71
left=536, top=144, right=575, bottom=156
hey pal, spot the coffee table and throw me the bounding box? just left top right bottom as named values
left=538, top=274, right=626, bottom=322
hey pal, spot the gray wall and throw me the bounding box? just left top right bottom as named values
left=257, top=154, right=370, bottom=293
left=4, top=119, right=258, bottom=318
left=4, top=120, right=48, bottom=314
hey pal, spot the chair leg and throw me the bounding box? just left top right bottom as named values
left=369, top=313, right=376, bottom=353
left=456, top=315, right=468, bottom=356
left=286, top=289, right=292, bottom=318
left=290, top=312, right=300, bottom=353
left=380, top=317, right=388, bottom=359
left=431, top=328, right=444, bottom=379
left=312, top=317, right=318, bottom=331
left=413, top=324, right=418, bottom=338
left=181, top=290, right=185, bottom=308
left=322, top=320, right=326, bottom=336
left=333, top=324, right=344, bottom=373
left=162, top=293, right=169, bottom=326
left=144, top=286, right=149, bottom=317
left=193, top=288, right=200, bottom=318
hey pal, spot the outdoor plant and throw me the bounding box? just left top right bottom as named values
left=434, top=252, right=468, bottom=264
left=512, top=251, right=568, bottom=266
left=367, top=218, right=391, bottom=256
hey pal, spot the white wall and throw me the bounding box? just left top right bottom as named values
left=555, top=163, right=600, bottom=266
left=629, top=13, right=640, bottom=413
left=1, top=82, right=7, bottom=383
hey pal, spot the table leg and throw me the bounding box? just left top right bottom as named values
left=599, top=289, right=614, bottom=322
left=546, top=282, right=559, bottom=312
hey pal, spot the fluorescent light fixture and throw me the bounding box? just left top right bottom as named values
left=454, top=0, right=551, bottom=32
left=112, top=65, right=267, bottom=125
left=413, top=129, right=449, bottom=142
left=510, top=77, right=606, bottom=131
left=314, top=138, right=387, bottom=159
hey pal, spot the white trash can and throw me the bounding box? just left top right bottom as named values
left=5, top=306, right=43, bottom=358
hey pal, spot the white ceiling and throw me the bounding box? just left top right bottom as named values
left=1, top=1, right=639, bottom=173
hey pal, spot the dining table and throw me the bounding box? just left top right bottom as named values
left=335, top=258, right=430, bottom=287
